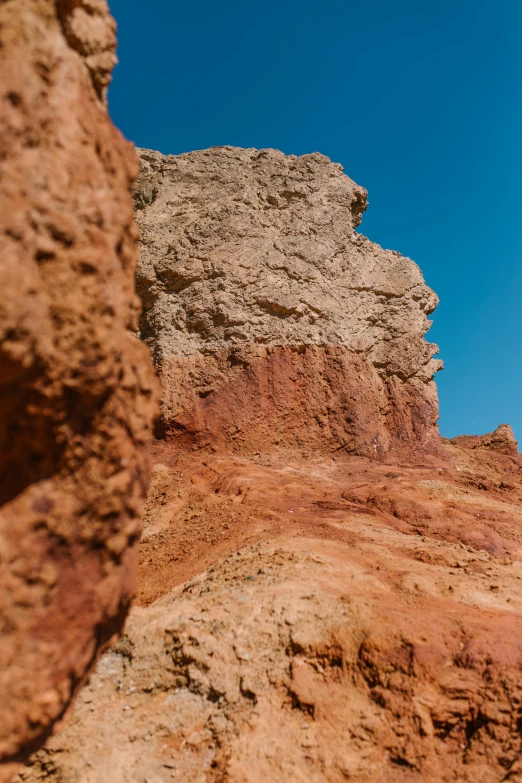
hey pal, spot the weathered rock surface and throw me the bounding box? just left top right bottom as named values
left=448, top=424, right=520, bottom=458
left=135, top=146, right=444, bottom=463
left=5, top=2, right=521, bottom=781
left=0, top=0, right=157, bottom=775
left=19, top=431, right=522, bottom=783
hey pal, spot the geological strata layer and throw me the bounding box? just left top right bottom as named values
left=135, top=146, right=444, bottom=463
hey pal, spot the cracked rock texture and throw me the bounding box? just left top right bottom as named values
left=0, top=0, right=157, bottom=776
left=135, top=146, right=444, bottom=463
left=18, top=429, right=522, bottom=783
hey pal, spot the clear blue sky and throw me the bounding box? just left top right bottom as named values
left=109, top=0, right=521, bottom=442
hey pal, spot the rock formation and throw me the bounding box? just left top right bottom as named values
left=12, top=131, right=522, bottom=781
left=0, top=0, right=157, bottom=776
left=447, top=424, right=520, bottom=457
left=19, top=430, right=522, bottom=783
left=8, top=103, right=522, bottom=783
left=134, top=146, right=445, bottom=464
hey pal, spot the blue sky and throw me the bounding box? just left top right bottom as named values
left=109, top=0, right=521, bottom=441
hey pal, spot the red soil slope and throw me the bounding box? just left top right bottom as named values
left=22, top=425, right=522, bottom=783
left=138, top=426, right=522, bottom=608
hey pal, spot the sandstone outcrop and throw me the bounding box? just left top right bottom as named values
left=447, top=424, right=520, bottom=458
left=19, top=430, right=522, bottom=783
left=15, top=133, right=522, bottom=781
left=4, top=1, right=521, bottom=781
left=0, top=0, right=157, bottom=775
left=134, top=146, right=445, bottom=464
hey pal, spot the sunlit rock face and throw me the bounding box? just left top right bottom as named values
left=135, top=145, right=444, bottom=463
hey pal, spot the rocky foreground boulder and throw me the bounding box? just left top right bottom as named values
left=134, top=146, right=445, bottom=464
left=0, top=1, right=157, bottom=776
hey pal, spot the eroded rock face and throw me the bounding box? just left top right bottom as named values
left=0, top=0, right=157, bottom=773
left=447, top=424, right=520, bottom=457
left=18, top=432, right=522, bottom=783
left=135, top=146, right=444, bottom=463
